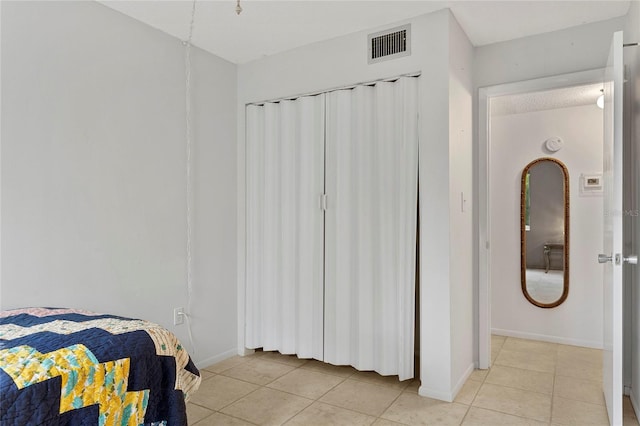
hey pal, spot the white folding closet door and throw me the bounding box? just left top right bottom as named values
left=245, top=95, right=325, bottom=360
left=245, top=78, right=418, bottom=379
left=245, top=104, right=264, bottom=351
left=324, top=77, right=419, bottom=380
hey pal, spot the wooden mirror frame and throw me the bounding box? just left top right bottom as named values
left=520, top=157, right=570, bottom=308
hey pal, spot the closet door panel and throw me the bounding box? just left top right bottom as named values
left=392, top=79, right=419, bottom=378
left=245, top=105, right=265, bottom=349
left=245, top=95, right=325, bottom=360
left=261, top=102, right=282, bottom=351
left=324, top=89, right=352, bottom=366
left=324, top=77, right=418, bottom=380
left=295, top=95, right=326, bottom=360
left=279, top=100, right=297, bottom=354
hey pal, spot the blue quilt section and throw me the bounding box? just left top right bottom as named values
left=0, top=309, right=200, bottom=426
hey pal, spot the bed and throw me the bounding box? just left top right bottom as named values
left=0, top=307, right=201, bottom=425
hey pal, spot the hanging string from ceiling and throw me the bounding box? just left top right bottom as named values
left=236, top=0, right=243, bottom=15
left=182, top=0, right=197, bottom=356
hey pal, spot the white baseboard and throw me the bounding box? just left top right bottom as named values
left=419, top=385, right=454, bottom=402
left=195, top=348, right=238, bottom=370
left=452, top=362, right=475, bottom=397
left=418, top=362, right=475, bottom=403
left=491, top=328, right=603, bottom=349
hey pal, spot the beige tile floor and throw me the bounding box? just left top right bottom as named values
left=187, top=336, right=640, bottom=425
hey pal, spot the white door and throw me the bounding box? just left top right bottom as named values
left=601, top=30, right=625, bottom=426
left=323, top=77, right=419, bottom=380
left=245, top=95, right=326, bottom=360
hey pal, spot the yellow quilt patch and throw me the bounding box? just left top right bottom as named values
left=0, top=344, right=149, bottom=426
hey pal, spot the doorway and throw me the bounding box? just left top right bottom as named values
left=478, top=68, right=606, bottom=368
left=488, top=82, right=604, bottom=346
left=478, top=67, right=638, bottom=422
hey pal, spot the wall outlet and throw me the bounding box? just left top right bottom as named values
left=173, top=307, right=184, bottom=325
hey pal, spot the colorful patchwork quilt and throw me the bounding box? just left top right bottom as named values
left=0, top=308, right=201, bottom=425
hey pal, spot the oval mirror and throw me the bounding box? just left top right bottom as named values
left=521, top=157, right=569, bottom=308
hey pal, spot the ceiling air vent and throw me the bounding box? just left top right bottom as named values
left=368, top=24, right=411, bottom=64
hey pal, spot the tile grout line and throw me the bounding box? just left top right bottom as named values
left=265, top=377, right=343, bottom=402
left=373, top=379, right=409, bottom=424
left=473, top=337, right=554, bottom=425
left=268, top=356, right=373, bottom=416
left=549, top=344, right=559, bottom=425
left=223, top=355, right=378, bottom=424
left=459, top=358, right=489, bottom=424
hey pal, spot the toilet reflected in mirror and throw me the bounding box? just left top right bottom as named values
left=521, top=157, right=569, bottom=308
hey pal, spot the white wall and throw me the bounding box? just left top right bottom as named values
left=475, top=17, right=626, bottom=89
left=0, top=1, right=238, bottom=367
left=191, top=42, right=239, bottom=367
left=237, top=9, right=474, bottom=401
left=490, top=104, right=603, bottom=347
left=448, top=15, right=475, bottom=392
left=624, top=0, right=640, bottom=414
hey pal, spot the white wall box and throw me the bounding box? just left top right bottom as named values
left=580, top=173, right=604, bottom=196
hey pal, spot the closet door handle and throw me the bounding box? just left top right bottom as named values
left=321, top=194, right=328, bottom=211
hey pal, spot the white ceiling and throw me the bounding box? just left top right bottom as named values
left=491, top=83, right=604, bottom=116
left=98, top=0, right=631, bottom=64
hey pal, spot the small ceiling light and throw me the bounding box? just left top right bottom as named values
left=597, top=89, right=604, bottom=109
left=235, top=0, right=242, bottom=15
